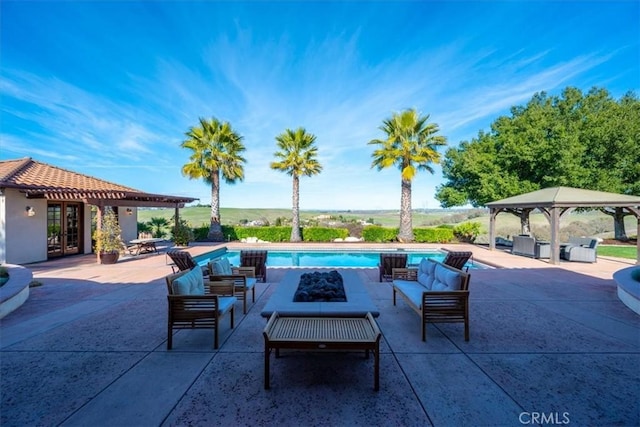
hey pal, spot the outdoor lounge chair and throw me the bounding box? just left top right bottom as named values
left=442, top=251, right=473, bottom=271
left=240, top=250, right=268, bottom=282
left=208, top=258, right=257, bottom=314
left=167, top=250, right=208, bottom=275
left=378, top=253, right=408, bottom=282
left=165, top=268, right=237, bottom=349
left=561, top=237, right=599, bottom=263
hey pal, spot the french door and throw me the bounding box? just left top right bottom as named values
left=47, top=202, right=83, bottom=257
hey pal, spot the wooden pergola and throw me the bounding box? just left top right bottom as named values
left=486, top=187, right=640, bottom=265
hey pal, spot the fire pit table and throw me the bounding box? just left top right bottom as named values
left=263, top=311, right=381, bottom=390
left=261, top=269, right=380, bottom=318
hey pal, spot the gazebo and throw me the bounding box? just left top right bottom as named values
left=486, top=187, right=640, bottom=265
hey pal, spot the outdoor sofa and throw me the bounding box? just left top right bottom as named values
left=511, top=235, right=550, bottom=259
left=392, top=259, right=471, bottom=341
left=561, top=237, right=599, bottom=263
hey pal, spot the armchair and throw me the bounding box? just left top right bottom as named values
left=209, top=257, right=257, bottom=314
left=240, top=250, right=268, bottom=282
left=442, top=251, right=473, bottom=271
left=167, top=250, right=208, bottom=275
left=165, top=268, right=237, bottom=349
left=378, top=253, right=408, bottom=282
left=561, top=237, right=599, bottom=263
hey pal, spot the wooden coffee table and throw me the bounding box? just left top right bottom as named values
left=263, top=312, right=381, bottom=391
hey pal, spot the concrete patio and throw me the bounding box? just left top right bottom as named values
left=1, top=244, right=638, bottom=426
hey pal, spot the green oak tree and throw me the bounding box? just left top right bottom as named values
left=436, top=87, right=640, bottom=238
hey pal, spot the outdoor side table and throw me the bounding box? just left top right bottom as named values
left=263, top=312, right=382, bottom=391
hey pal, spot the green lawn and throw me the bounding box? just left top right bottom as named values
left=597, top=245, right=638, bottom=260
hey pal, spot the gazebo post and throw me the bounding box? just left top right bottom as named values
left=489, top=208, right=497, bottom=251
left=549, top=207, right=560, bottom=265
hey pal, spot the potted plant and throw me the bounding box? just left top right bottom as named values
left=93, top=207, right=124, bottom=264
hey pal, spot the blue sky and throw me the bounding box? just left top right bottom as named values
left=1, top=1, right=638, bottom=210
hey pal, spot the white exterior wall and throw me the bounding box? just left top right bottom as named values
left=0, top=191, right=5, bottom=264
left=1, top=189, right=48, bottom=264
left=0, top=190, right=138, bottom=265
left=117, top=207, right=138, bottom=243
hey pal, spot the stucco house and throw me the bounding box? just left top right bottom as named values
left=0, top=157, right=196, bottom=265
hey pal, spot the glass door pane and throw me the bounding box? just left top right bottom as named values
left=47, top=204, right=62, bottom=256
left=64, top=204, right=80, bottom=254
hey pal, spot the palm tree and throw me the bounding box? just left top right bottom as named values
left=271, top=127, right=323, bottom=242
left=148, top=217, right=169, bottom=238
left=369, top=109, right=447, bottom=242
left=181, top=117, right=246, bottom=241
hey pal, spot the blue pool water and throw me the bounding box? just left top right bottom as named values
left=196, top=248, right=486, bottom=269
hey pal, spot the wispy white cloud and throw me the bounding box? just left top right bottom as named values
left=2, top=1, right=636, bottom=209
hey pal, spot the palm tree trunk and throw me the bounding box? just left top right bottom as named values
left=398, top=178, right=414, bottom=242
left=290, top=175, right=302, bottom=242
left=208, top=170, right=224, bottom=241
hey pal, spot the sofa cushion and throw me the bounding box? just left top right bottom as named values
left=210, top=258, right=233, bottom=275
left=219, top=258, right=233, bottom=274
left=417, top=258, right=437, bottom=290
left=172, top=267, right=205, bottom=295
left=431, top=264, right=463, bottom=291
left=393, top=281, right=427, bottom=308
left=218, top=296, right=238, bottom=314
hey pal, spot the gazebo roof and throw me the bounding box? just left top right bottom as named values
left=486, top=186, right=640, bottom=209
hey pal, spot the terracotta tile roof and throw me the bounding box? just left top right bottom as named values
left=0, top=157, right=197, bottom=205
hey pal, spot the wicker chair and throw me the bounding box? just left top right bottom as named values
left=240, top=250, right=268, bottom=282
left=378, top=253, right=408, bottom=282
left=165, top=269, right=237, bottom=349
left=442, top=251, right=473, bottom=271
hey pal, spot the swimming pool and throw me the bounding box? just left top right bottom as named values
left=196, top=248, right=486, bottom=269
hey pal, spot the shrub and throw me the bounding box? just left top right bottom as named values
left=362, top=226, right=398, bottom=242
left=232, top=226, right=292, bottom=242
left=172, top=218, right=194, bottom=246
left=193, top=224, right=210, bottom=241
left=414, top=228, right=455, bottom=243
left=453, top=222, right=482, bottom=243
left=302, top=227, right=349, bottom=242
